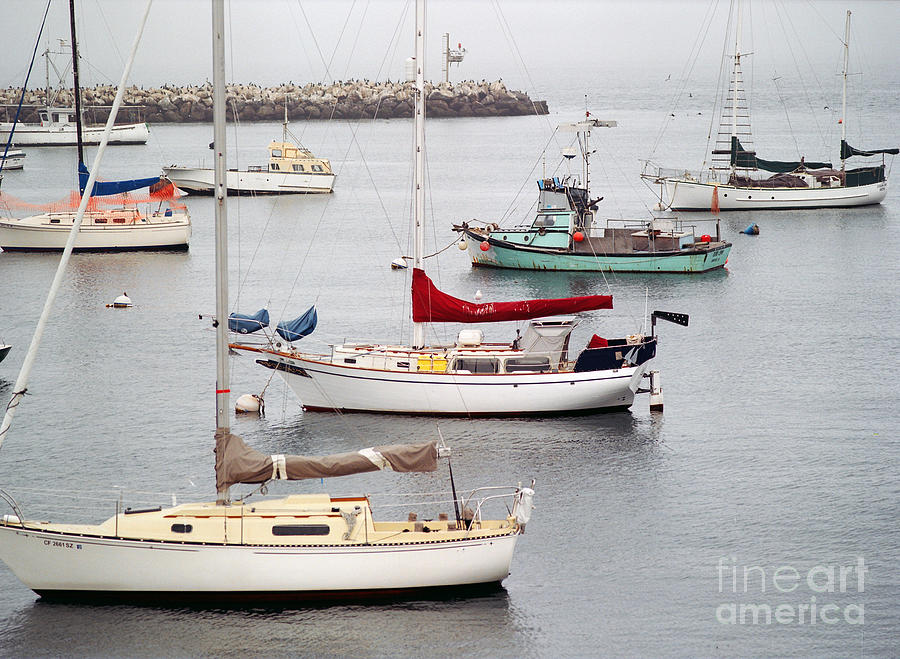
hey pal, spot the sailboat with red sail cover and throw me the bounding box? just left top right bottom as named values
left=231, top=10, right=687, bottom=416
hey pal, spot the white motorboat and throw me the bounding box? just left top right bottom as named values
left=0, top=107, right=149, bottom=146
left=0, top=148, right=25, bottom=170
left=231, top=3, right=684, bottom=416
left=0, top=0, right=533, bottom=603
left=163, top=104, right=334, bottom=195
left=642, top=4, right=897, bottom=211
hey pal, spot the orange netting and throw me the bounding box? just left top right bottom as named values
left=0, top=181, right=186, bottom=213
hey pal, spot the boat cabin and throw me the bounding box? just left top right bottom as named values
left=253, top=141, right=332, bottom=176
left=39, top=108, right=76, bottom=127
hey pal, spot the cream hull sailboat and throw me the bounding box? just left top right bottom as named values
left=0, top=208, right=190, bottom=251
left=0, top=492, right=520, bottom=601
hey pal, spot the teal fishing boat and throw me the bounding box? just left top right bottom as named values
left=454, top=117, right=731, bottom=273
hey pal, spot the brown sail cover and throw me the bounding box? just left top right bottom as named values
left=215, top=431, right=438, bottom=492
left=412, top=268, right=612, bottom=323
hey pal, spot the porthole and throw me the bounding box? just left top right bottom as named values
left=171, top=523, right=193, bottom=533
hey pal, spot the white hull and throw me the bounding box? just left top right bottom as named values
left=0, top=149, right=25, bottom=170
left=0, top=522, right=517, bottom=600
left=0, top=211, right=191, bottom=251
left=267, top=352, right=647, bottom=414
left=163, top=165, right=335, bottom=194
left=0, top=122, right=150, bottom=146
left=665, top=178, right=887, bottom=210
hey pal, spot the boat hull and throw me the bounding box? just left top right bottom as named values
left=0, top=122, right=149, bottom=146
left=163, top=166, right=335, bottom=194
left=465, top=231, right=730, bottom=273
left=0, top=523, right=517, bottom=601
left=0, top=344, right=10, bottom=364
left=0, top=213, right=191, bottom=252
left=0, top=150, right=25, bottom=170
left=260, top=352, right=648, bottom=415
left=664, top=178, right=888, bottom=210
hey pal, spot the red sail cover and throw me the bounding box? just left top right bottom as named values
left=412, top=268, right=612, bottom=323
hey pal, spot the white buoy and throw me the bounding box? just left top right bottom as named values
left=457, top=239, right=468, bottom=250
left=391, top=257, right=408, bottom=270
left=474, top=289, right=483, bottom=301
left=649, top=370, right=663, bottom=412
left=107, top=292, right=132, bottom=308
left=235, top=393, right=264, bottom=415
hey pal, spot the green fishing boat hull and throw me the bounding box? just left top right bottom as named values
left=467, top=240, right=731, bottom=273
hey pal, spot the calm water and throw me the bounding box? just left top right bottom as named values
left=0, top=65, right=898, bottom=658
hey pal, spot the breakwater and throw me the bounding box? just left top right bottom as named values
left=0, top=80, right=548, bottom=123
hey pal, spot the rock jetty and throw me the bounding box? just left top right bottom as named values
left=0, top=80, right=548, bottom=123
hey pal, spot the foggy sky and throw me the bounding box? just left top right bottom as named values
left=1, top=0, right=897, bottom=95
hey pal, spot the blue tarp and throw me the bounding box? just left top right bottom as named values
left=78, top=162, right=162, bottom=197
left=276, top=306, right=317, bottom=342
left=228, top=308, right=269, bottom=334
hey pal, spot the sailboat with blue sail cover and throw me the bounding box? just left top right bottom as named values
left=0, top=0, right=189, bottom=252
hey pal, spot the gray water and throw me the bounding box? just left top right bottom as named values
left=0, top=66, right=898, bottom=658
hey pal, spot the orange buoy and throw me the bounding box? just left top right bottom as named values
left=479, top=241, right=490, bottom=251
left=573, top=231, right=584, bottom=242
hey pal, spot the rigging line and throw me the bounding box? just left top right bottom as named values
left=1, top=0, right=51, bottom=170
left=649, top=0, right=720, bottom=158
left=87, top=0, right=125, bottom=73
left=497, top=128, right=560, bottom=228
left=772, top=0, right=827, bottom=156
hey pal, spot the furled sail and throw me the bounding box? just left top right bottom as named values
left=276, top=305, right=317, bottom=342
left=78, top=162, right=163, bottom=197
left=214, top=431, right=438, bottom=492
left=228, top=308, right=269, bottom=334
left=731, top=137, right=831, bottom=173
left=412, top=268, right=612, bottom=323
left=840, top=140, right=899, bottom=159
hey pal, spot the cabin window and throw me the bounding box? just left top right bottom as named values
left=505, top=357, right=551, bottom=373
left=450, top=357, right=499, bottom=374
left=270, top=163, right=281, bottom=171
left=311, top=164, right=324, bottom=172
left=292, top=164, right=305, bottom=172
left=533, top=214, right=556, bottom=227
left=285, top=149, right=297, bottom=158
left=272, top=524, right=331, bottom=536
left=271, top=149, right=283, bottom=157
left=40, top=111, right=49, bottom=122
left=54, top=113, right=65, bottom=122
left=171, top=523, right=193, bottom=533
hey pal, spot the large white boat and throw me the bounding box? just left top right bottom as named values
left=642, top=4, right=897, bottom=211
left=163, top=106, right=334, bottom=195
left=0, top=4, right=189, bottom=252
left=0, top=107, right=149, bottom=146
left=231, top=2, right=686, bottom=416
left=0, top=0, right=533, bottom=603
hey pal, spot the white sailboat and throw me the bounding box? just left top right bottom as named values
left=231, top=6, right=684, bottom=416
left=642, top=4, right=897, bottom=211
left=0, top=148, right=26, bottom=171
left=163, top=103, right=335, bottom=195
left=0, top=0, right=533, bottom=603
left=0, top=39, right=149, bottom=147
left=0, top=1, right=189, bottom=252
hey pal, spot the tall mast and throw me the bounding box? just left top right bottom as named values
left=412, top=0, right=426, bottom=349
left=212, top=0, right=231, bottom=504
left=67, top=0, right=85, bottom=167
left=731, top=0, right=742, bottom=142
left=840, top=10, right=851, bottom=172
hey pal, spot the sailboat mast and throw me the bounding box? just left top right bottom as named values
left=67, top=0, right=85, bottom=167
left=212, top=0, right=231, bottom=504
left=840, top=10, right=851, bottom=171
left=412, top=0, right=426, bottom=349
left=731, top=0, right=741, bottom=141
